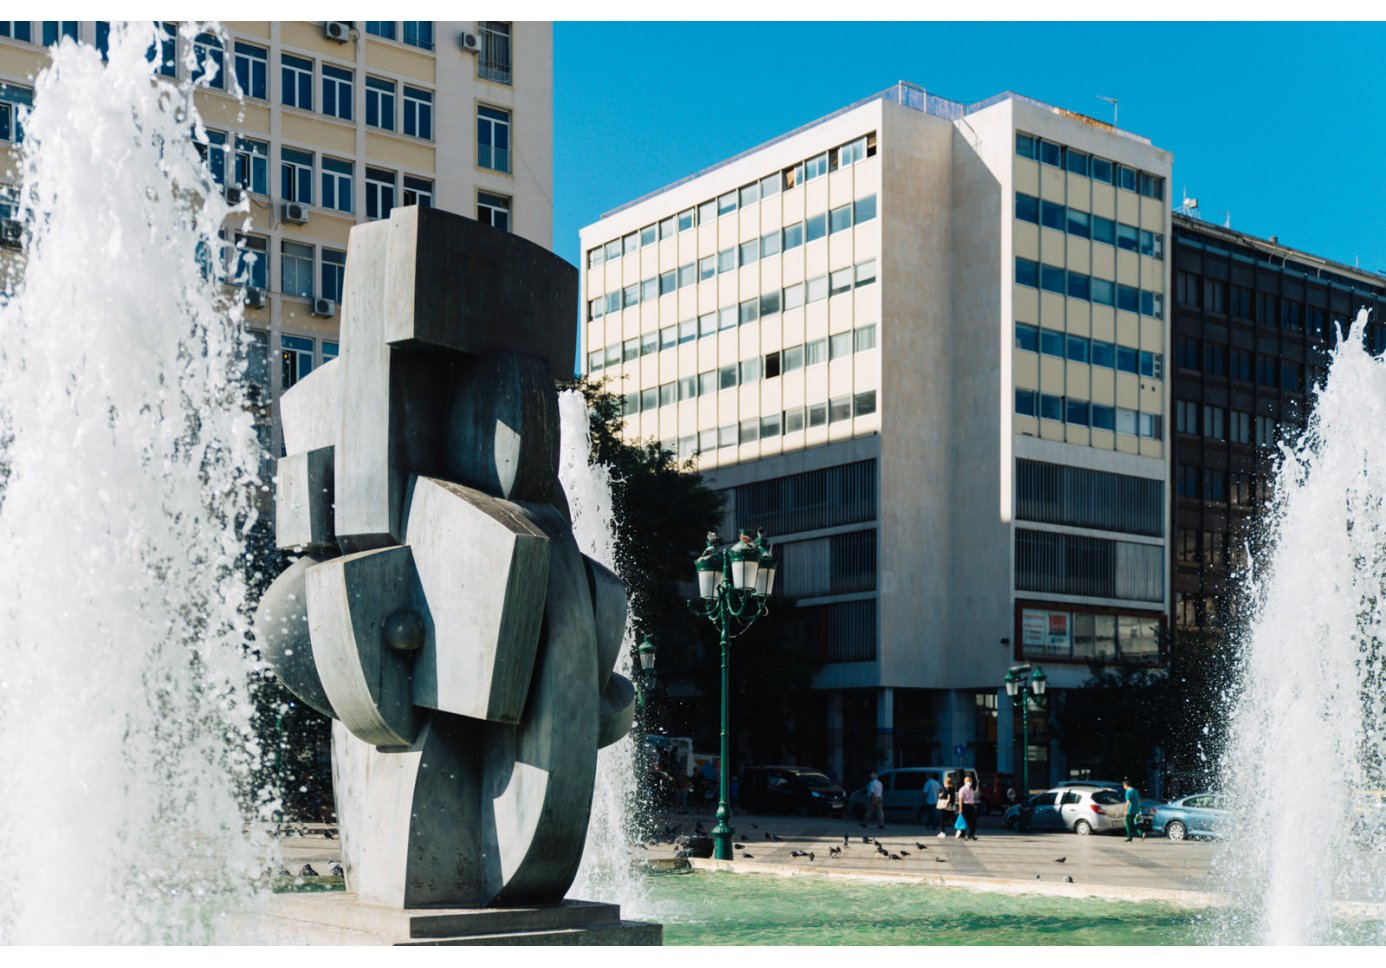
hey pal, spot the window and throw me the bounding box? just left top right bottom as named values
left=402, top=87, right=433, bottom=140
left=1066, top=335, right=1088, bottom=363
left=1175, top=400, right=1198, bottom=435
left=829, top=332, right=853, bottom=360
left=1066, top=398, right=1090, bottom=426
left=365, top=168, right=395, bottom=220
left=233, top=42, right=268, bottom=99
left=854, top=194, right=877, bottom=223
left=698, top=256, right=715, bottom=281
left=856, top=259, right=877, bottom=286
left=1015, top=257, right=1038, bottom=288
left=478, top=22, right=511, bottom=83
left=1116, top=223, right=1140, bottom=252
left=804, top=152, right=828, bottom=182
left=321, top=157, right=353, bottom=213
left=659, top=216, right=675, bottom=240
left=403, top=21, right=434, bottom=50
left=740, top=356, right=761, bottom=383
left=477, top=106, right=511, bottom=172
left=281, top=241, right=314, bottom=298
left=1039, top=140, right=1061, bottom=167
left=365, top=77, right=396, bottom=131
left=321, top=248, right=346, bottom=303
left=1231, top=285, right=1253, bottom=320
left=829, top=396, right=852, bottom=423
left=403, top=175, right=433, bottom=207
left=0, top=22, right=33, bottom=42
left=1116, top=346, right=1138, bottom=374
left=1255, top=415, right=1277, bottom=448
left=739, top=182, right=759, bottom=208
left=806, top=212, right=827, bottom=242
left=679, top=263, right=696, bottom=288
left=829, top=203, right=852, bottom=234
left=366, top=21, right=397, bottom=39
left=1177, top=271, right=1200, bottom=307
left=1016, top=133, right=1037, bottom=159
left=1015, top=323, right=1039, bottom=353
left=1118, top=165, right=1137, bottom=192
left=739, top=238, right=760, bottom=267
left=234, top=234, right=268, bottom=290
left=1065, top=148, right=1089, bottom=176
left=640, top=224, right=656, bottom=247
left=783, top=223, right=804, bottom=251
left=1203, top=404, right=1225, bottom=440
left=1040, top=199, right=1065, bottom=231
left=322, top=64, right=354, bottom=121
left=1090, top=341, right=1115, bottom=369
left=478, top=191, right=511, bottom=231
left=830, top=268, right=853, bottom=296
left=1230, top=410, right=1251, bottom=444
left=1204, top=342, right=1227, bottom=377
left=761, top=229, right=781, bottom=258
left=659, top=271, right=676, bottom=296
left=738, top=298, right=759, bottom=325
left=281, top=335, right=315, bottom=390
left=1256, top=354, right=1277, bottom=388
left=1067, top=209, right=1090, bottom=239
left=698, top=199, right=716, bottom=224
left=280, top=147, right=314, bottom=204
left=1091, top=157, right=1113, bottom=184
left=233, top=137, right=268, bottom=194
left=717, top=192, right=736, bottom=216
left=1041, top=265, right=1065, bottom=294
left=0, top=82, right=33, bottom=145
left=41, top=21, right=77, bottom=46
left=1177, top=464, right=1199, bottom=498
left=282, top=54, right=313, bottom=110
left=1231, top=348, right=1251, bottom=381
left=193, top=33, right=225, bottom=89
left=1040, top=394, right=1063, bottom=422
left=1016, top=193, right=1039, bottom=224
left=1091, top=404, right=1115, bottom=431
left=1141, top=229, right=1164, bottom=260
left=1204, top=469, right=1227, bottom=503
left=195, top=129, right=228, bottom=186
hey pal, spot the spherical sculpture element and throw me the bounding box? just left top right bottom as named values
left=383, top=609, right=426, bottom=652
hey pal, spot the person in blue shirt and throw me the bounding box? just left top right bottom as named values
left=1122, top=778, right=1144, bottom=842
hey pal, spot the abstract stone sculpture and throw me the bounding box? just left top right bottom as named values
left=254, top=206, right=635, bottom=909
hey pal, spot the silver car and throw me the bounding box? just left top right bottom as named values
left=1028, top=784, right=1129, bottom=835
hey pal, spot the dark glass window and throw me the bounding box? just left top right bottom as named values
left=1090, top=157, right=1114, bottom=184
left=1016, top=193, right=1039, bottom=224
left=1040, top=264, right=1066, bottom=294
left=1015, top=257, right=1038, bottom=288
left=1066, top=398, right=1090, bottom=425
left=1015, top=323, right=1039, bottom=352
left=1065, top=149, right=1089, bottom=176
left=1040, top=199, right=1065, bottom=231
left=1015, top=388, right=1038, bottom=417
left=1091, top=342, right=1115, bottom=369
left=1067, top=272, right=1090, bottom=301
left=1040, top=329, right=1064, bottom=357
left=1039, top=140, right=1061, bottom=167
left=1016, top=132, right=1037, bottom=159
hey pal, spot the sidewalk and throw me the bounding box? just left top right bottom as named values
left=641, top=810, right=1224, bottom=906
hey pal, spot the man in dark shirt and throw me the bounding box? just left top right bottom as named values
left=1122, top=779, right=1144, bottom=842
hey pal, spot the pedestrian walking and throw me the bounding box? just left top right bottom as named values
left=1122, top=778, right=1144, bottom=842
left=922, top=774, right=942, bottom=831
left=959, top=774, right=979, bottom=840
left=936, top=776, right=956, bottom=838
left=865, top=771, right=885, bottom=829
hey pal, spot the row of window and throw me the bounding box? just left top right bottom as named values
left=1016, top=193, right=1163, bottom=258
left=0, top=81, right=32, bottom=144
left=618, top=325, right=878, bottom=416
left=0, top=21, right=76, bottom=46
left=587, top=197, right=878, bottom=319
left=1015, top=132, right=1166, bottom=201
left=662, top=390, right=879, bottom=461
left=362, top=20, right=437, bottom=50
left=1014, top=323, right=1163, bottom=378
left=226, top=190, right=513, bottom=295
left=586, top=131, right=878, bottom=269
left=1176, top=465, right=1262, bottom=505
left=1014, top=389, right=1163, bottom=440
left=1173, top=401, right=1281, bottom=448
left=1173, top=336, right=1309, bottom=392
left=1014, top=459, right=1164, bottom=539
left=587, top=258, right=878, bottom=370
left=1174, top=271, right=1336, bottom=336
left=1176, top=528, right=1257, bottom=567
left=1015, top=257, right=1165, bottom=319
left=1018, top=606, right=1160, bottom=663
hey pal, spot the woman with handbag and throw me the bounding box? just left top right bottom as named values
left=936, top=776, right=956, bottom=839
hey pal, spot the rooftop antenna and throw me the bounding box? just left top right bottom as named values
left=1179, top=189, right=1199, bottom=218
left=1224, top=212, right=1231, bottom=229
left=1096, top=95, right=1118, bottom=128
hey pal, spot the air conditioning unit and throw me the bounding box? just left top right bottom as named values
left=324, top=21, right=352, bottom=43
left=224, top=185, right=244, bottom=204
left=311, top=297, right=336, bottom=318
left=0, top=218, right=22, bottom=249
left=281, top=201, right=309, bottom=225
left=244, top=287, right=266, bottom=309
left=458, top=32, right=480, bottom=52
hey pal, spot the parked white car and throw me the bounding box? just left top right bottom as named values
left=1022, top=784, right=1130, bottom=835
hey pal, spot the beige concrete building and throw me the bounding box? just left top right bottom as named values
left=1, top=19, right=552, bottom=454
left=580, top=82, right=1173, bottom=786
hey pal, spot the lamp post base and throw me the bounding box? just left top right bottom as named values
left=712, top=820, right=734, bottom=861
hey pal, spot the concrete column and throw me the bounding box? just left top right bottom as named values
left=995, top=689, right=1014, bottom=773
left=937, top=690, right=976, bottom=768
left=827, top=691, right=844, bottom=784
left=876, top=687, right=894, bottom=769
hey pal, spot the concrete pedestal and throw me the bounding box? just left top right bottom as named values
left=257, top=893, right=662, bottom=946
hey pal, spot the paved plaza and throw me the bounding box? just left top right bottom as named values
left=276, top=810, right=1224, bottom=908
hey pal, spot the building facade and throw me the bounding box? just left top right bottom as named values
left=1169, top=213, right=1386, bottom=643
left=580, top=82, right=1173, bottom=786
left=1, top=19, right=552, bottom=455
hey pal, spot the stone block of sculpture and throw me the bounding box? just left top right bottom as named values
left=255, top=206, right=634, bottom=909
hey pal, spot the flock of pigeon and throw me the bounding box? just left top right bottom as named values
left=651, top=820, right=1075, bottom=883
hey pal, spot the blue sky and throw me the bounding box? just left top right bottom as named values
left=553, top=21, right=1386, bottom=277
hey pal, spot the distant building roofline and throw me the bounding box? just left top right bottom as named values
left=598, top=80, right=1151, bottom=221
left=1174, top=212, right=1386, bottom=290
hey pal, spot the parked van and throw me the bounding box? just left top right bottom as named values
left=846, top=766, right=982, bottom=824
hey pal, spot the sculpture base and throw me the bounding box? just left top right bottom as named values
left=255, top=893, right=662, bottom=946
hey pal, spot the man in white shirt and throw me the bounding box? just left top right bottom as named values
left=922, top=774, right=942, bottom=832
left=866, top=772, right=885, bottom=829
left=958, top=775, right=979, bottom=840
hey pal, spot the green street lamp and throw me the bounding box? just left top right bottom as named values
left=1004, top=663, right=1047, bottom=832
left=688, top=528, right=776, bottom=861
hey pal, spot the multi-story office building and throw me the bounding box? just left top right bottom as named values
left=1, top=20, right=551, bottom=453
left=1169, top=213, right=1386, bottom=641
left=580, top=82, right=1173, bottom=786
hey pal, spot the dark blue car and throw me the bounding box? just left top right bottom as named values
left=1146, top=792, right=1229, bottom=840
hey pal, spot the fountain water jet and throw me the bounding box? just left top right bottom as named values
left=1219, top=308, right=1386, bottom=944
left=0, top=23, right=276, bottom=943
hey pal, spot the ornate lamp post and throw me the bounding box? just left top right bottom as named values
left=689, top=528, right=776, bottom=860
left=636, top=636, right=657, bottom=707
left=1004, top=663, right=1047, bottom=832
